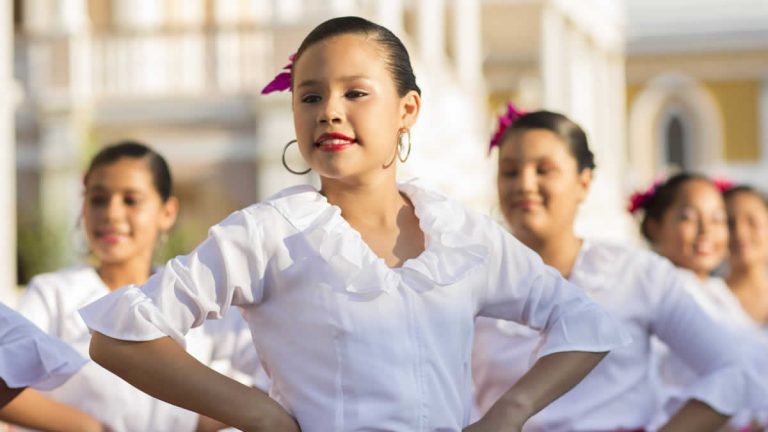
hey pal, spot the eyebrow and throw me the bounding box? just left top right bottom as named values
left=86, top=185, right=146, bottom=195
left=295, top=75, right=372, bottom=89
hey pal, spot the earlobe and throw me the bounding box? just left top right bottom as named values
left=577, top=169, right=593, bottom=201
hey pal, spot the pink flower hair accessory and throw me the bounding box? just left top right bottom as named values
left=489, top=102, right=527, bottom=153
left=627, top=179, right=664, bottom=215
left=261, top=53, right=296, bottom=95
left=712, top=177, right=735, bottom=193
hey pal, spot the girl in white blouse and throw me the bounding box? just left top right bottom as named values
left=18, top=141, right=259, bottom=432
left=471, top=109, right=767, bottom=431
left=0, top=302, right=97, bottom=430
left=79, top=17, right=630, bottom=432
left=638, top=174, right=768, bottom=429
left=724, top=186, right=768, bottom=326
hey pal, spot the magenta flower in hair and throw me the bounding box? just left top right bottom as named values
left=712, top=177, right=735, bottom=193
left=627, top=179, right=663, bottom=215
left=261, top=53, right=296, bottom=94
left=489, top=102, right=526, bottom=153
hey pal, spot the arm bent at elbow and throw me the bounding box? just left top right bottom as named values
left=465, top=350, right=607, bottom=431
left=90, top=332, right=299, bottom=432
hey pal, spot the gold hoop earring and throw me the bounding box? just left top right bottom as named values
left=397, top=128, right=412, bottom=163
left=282, top=139, right=311, bottom=175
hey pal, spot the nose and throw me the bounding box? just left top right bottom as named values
left=517, top=166, right=538, bottom=195
left=317, top=98, right=343, bottom=125
left=104, top=196, right=126, bottom=222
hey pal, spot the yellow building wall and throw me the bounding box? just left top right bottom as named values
left=626, top=80, right=760, bottom=162
left=706, top=81, right=760, bottom=161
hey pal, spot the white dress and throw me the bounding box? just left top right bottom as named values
left=472, top=240, right=768, bottom=432
left=0, top=303, right=85, bottom=391
left=18, top=265, right=261, bottom=432
left=653, top=273, right=768, bottom=429
left=79, top=180, right=631, bottom=432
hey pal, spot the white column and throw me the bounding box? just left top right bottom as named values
left=1, top=1, right=16, bottom=302
left=23, top=0, right=88, bottom=34
left=539, top=5, right=566, bottom=111
left=450, top=0, right=481, bottom=89
left=416, top=0, right=446, bottom=70
left=112, top=0, right=164, bottom=30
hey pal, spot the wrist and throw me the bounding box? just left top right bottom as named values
left=495, top=392, right=534, bottom=426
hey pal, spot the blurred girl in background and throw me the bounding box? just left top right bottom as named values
left=18, top=141, right=259, bottom=432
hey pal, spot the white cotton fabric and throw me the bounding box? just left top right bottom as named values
left=0, top=302, right=85, bottom=391
left=472, top=241, right=768, bottom=432
left=18, top=265, right=260, bottom=432
left=79, top=180, right=631, bottom=432
left=653, top=273, right=768, bottom=429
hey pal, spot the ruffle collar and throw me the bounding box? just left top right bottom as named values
left=568, top=240, right=619, bottom=293
left=265, top=179, right=488, bottom=294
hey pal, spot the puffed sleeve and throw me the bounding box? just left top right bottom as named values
left=648, top=260, right=768, bottom=415
left=0, top=303, right=86, bottom=390
left=79, top=208, right=268, bottom=348
left=477, top=224, right=632, bottom=357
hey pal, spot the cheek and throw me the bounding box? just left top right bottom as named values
left=497, top=177, right=514, bottom=199
left=658, top=221, right=693, bottom=252
left=131, top=210, right=162, bottom=237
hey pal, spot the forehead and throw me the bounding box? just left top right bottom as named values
left=499, top=129, right=572, bottom=160
left=293, top=33, right=389, bottom=82
left=727, top=191, right=768, bottom=211
left=675, top=180, right=723, bottom=206
left=86, top=158, right=154, bottom=190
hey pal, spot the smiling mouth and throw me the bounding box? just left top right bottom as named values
left=315, top=133, right=356, bottom=151
left=511, top=200, right=541, bottom=211
left=95, top=230, right=128, bottom=245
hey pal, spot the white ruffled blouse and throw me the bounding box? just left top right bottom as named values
left=0, top=302, right=85, bottom=391
left=653, top=273, right=768, bottom=429
left=472, top=241, right=768, bottom=432
left=80, top=180, right=630, bottom=432
left=19, top=265, right=259, bottom=432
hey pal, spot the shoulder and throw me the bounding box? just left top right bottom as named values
left=576, top=240, right=682, bottom=296
left=581, top=240, right=660, bottom=269
left=229, top=184, right=325, bottom=232
left=26, top=265, right=100, bottom=295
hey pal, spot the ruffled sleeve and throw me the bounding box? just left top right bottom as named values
left=650, top=263, right=768, bottom=415
left=79, top=208, right=268, bottom=348
left=0, top=303, right=86, bottom=390
left=477, top=224, right=632, bottom=358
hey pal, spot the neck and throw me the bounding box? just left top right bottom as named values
left=727, top=261, right=768, bottom=291
left=320, top=176, right=406, bottom=228
left=97, top=256, right=153, bottom=291
left=519, top=229, right=583, bottom=278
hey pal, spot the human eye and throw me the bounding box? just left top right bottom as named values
left=499, top=165, right=519, bottom=177
left=87, top=193, right=108, bottom=207
left=536, top=163, right=557, bottom=176
left=301, top=94, right=321, bottom=103
left=677, top=207, right=697, bottom=222
left=345, top=90, right=368, bottom=99
left=124, top=194, right=142, bottom=206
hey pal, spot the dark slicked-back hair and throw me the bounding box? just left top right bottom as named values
left=293, top=16, right=421, bottom=97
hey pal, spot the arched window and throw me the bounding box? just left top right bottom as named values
left=665, top=114, right=687, bottom=170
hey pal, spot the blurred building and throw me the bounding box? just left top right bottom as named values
left=626, top=0, right=768, bottom=190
